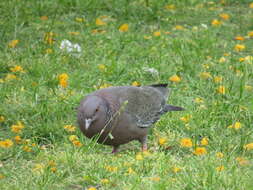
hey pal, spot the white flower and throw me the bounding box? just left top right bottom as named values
left=143, top=67, right=159, bottom=76
left=201, top=24, right=208, bottom=29
left=60, top=39, right=81, bottom=53
left=72, top=44, right=81, bottom=52
left=60, top=39, right=72, bottom=50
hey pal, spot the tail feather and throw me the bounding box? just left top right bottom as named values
left=164, top=104, right=184, bottom=112
left=149, top=84, right=168, bottom=88
left=148, top=83, right=169, bottom=98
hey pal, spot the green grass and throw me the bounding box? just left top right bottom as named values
left=0, top=0, right=253, bottom=189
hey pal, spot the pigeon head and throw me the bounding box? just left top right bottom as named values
left=78, top=95, right=108, bottom=130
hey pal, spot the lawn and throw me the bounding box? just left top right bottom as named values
left=0, top=0, right=253, bottom=189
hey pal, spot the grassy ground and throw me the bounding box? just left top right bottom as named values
left=1, top=0, right=253, bottom=189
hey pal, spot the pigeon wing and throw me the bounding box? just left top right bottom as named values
left=118, top=85, right=169, bottom=128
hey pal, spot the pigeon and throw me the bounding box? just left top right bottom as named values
left=77, top=84, right=183, bottom=153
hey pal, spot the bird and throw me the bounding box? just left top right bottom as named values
left=77, top=84, right=184, bottom=153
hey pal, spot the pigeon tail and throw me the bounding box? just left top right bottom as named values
left=164, top=104, right=184, bottom=112
left=148, top=84, right=169, bottom=98
left=149, top=84, right=168, bottom=88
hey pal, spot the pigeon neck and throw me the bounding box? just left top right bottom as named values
left=94, top=95, right=113, bottom=124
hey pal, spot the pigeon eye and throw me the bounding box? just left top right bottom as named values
left=95, top=108, right=99, bottom=112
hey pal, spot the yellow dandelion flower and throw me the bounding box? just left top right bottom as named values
left=44, top=32, right=54, bottom=45
left=150, top=177, right=160, bottom=182
left=58, top=73, right=68, bottom=81
left=194, top=97, right=204, bottom=103
left=248, top=31, right=253, bottom=37
left=165, top=4, right=175, bottom=10
left=50, top=167, right=57, bottom=173
left=75, top=17, right=85, bottom=22
left=233, top=122, right=242, bottom=130
left=72, top=140, right=83, bottom=147
left=244, top=143, right=253, bottom=150
left=200, top=137, right=209, bottom=146
left=158, top=137, right=167, bottom=146
left=211, top=19, right=222, bottom=26
left=91, top=29, right=106, bottom=34
left=23, top=145, right=32, bottom=152
left=234, top=44, right=245, bottom=52
left=5, top=74, right=17, bottom=81
left=228, top=122, right=242, bottom=130
left=68, top=32, right=80, bottom=35
left=0, top=139, right=14, bottom=148
left=10, top=65, right=24, bottom=72
left=105, top=165, right=118, bottom=172
left=58, top=73, right=69, bottom=88
left=217, top=86, right=226, bottom=94
left=174, top=25, right=184, bottom=30
left=0, top=174, right=5, bottom=180
left=119, top=24, right=129, bottom=32
left=250, top=2, right=253, bottom=8
left=87, top=187, right=97, bottom=190
left=213, top=76, right=223, bottom=83
left=234, top=36, right=245, bottom=41
left=48, top=160, right=56, bottom=167
left=216, top=165, right=224, bottom=172
left=172, top=166, right=181, bottom=173
left=194, top=147, right=207, bottom=156
left=238, top=57, right=245, bottom=62
left=69, top=135, right=78, bottom=142
left=219, top=13, right=230, bottom=20
left=40, top=16, right=48, bottom=21
left=180, top=138, right=193, bottom=148
left=99, top=83, right=111, bottom=89
left=153, top=31, right=161, bottom=37
left=0, top=116, right=5, bottom=122
left=223, top=52, right=230, bottom=56
left=236, top=157, right=249, bottom=166
left=98, top=64, right=106, bottom=72
left=96, top=18, right=106, bottom=26
left=199, top=72, right=212, bottom=79
left=216, top=152, right=224, bottom=158
left=8, top=40, right=19, bottom=48
left=14, top=136, right=22, bottom=144
left=245, top=85, right=253, bottom=91
left=132, top=81, right=141, bottom=87
left=101, top=178, right=109, bottom=184
left=169, top=74, right=181, bottom=82
left=135, top=154, right=143, bottom=160
left=63, top=125, right=76, bottom=132
left=11, top=121, right=25, bottom=133
left=180, top=115, right=192, bottom=123
left=45, top=48, right=53, bottom=54
left=127, top=167, right=135, bottom=174
left=219, top=57, right=226, bottom=63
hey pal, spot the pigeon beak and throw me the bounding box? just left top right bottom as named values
left=85, top=118, right=92, bottom=130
